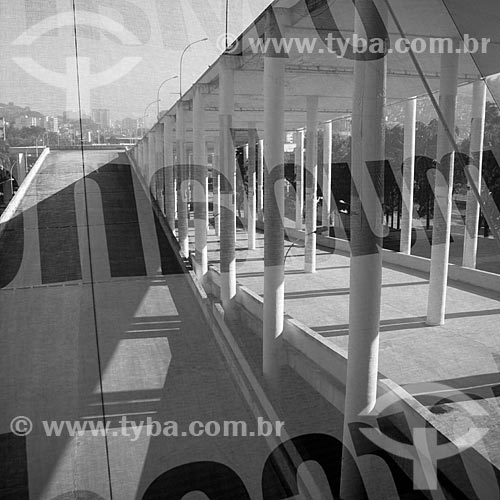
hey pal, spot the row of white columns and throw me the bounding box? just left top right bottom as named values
left=130, top=20, right=489, bottom=421
left=129, top=35, right=490, bottom=500
left=132, top=74, right=488, bottom=329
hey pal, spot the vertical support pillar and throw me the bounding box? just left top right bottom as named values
left=143, top=137, right=149, bottom=181
left=341, top=9, right=387, bottom=498
left=322, top=121, right=332, bottom=229
left=206, top=140, right=210, bottom=232
left=163, top=115, right=176, bottom=230
left=176, top=101, right=189, bottom=257
left=219, top=55, right=236, bottom=309
left=248, top=124, right=257, bottom=250
left=213, top=140, right=221, bottom=236
left=17, top=153, right=26, bottom=184
left=427, top=46, right=459, bottom=326
left=463, top=79, right=487, bottom=268
left=304, top=96, right=318, bottom=273
left=148, top=129, right=156, bottom=196
left=188, top=150, right=193, bottom=210
left=193, top=85, right=208, bottom=278
left=156, top=123, right=164, bottom=209
left=295, top=129, right=305, bottom=230
left=400, top=97, right=417, bottom=254
left=258, top=138, right=264, bottom=221
left=263, top=10, right=286, bottom=390
left=139, top=140, right=144, bottom=173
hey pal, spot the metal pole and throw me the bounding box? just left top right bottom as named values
left=179, top=38, right=208, bottom=98
left=156, top=75, right=178, bottom=119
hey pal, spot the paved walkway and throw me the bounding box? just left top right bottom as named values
left=0, top=151, right=273, bottom=499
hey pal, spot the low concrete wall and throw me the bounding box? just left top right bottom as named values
left=281, top=224, right=500, bottom=294
left=51, top=145, right=126, bottom=151
left=205, top=265, right=499, bottom=496
left=130, top=152, right=499, bottom=495
left=0, top=147, right=50, bottom=233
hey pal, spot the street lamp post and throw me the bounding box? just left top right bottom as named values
left=35, top=134, right=44, bottom=156
left=179, top=37, right=208, bottom=99
left=156, top=75, right=178, bottom=119
left=225, top=0, right=229, bottom=49
left=142, top=99, right=160, bottom=136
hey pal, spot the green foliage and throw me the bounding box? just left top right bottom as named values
left=5, top=125, right=46, bottom=147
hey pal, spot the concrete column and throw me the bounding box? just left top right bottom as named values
left=219, top=56, right=236, bottom=309
left=248, top=124, right=257, bottom=250
left=295, top=129, right=305, bottom=229
left=149, top=130, right=156, bottom=196
left=138, top=141, right=143, bottom=172
left=206, top=140, right=211, bottom=232
left=155, top=124, right=164, bottom=208
left=341, top=11, right=387, bottom=498
left=213, top=140, right=221, bottom=236
left=142, top=139, right=147, bottom=175
left=148, top=129, right=156, bottom=198
left=188, top=150, right=193, bottom=209
left=173, top=142, right=178, bottom=220
left=262, top=13, right=286, bottom=390
left=143, top=137, right=149, bottom=181
left=193, top=85, right=208, bottom=278
left=463, top=79, right=487, bottom=269
left=163, top=115, right=176, bottom=230
left=322, top=121, right=332, bottom=229
left=304, top=96, right=319, bottom=273
left=257, top=138, right=264, bottom=221
left=17, top=153, right=26, bottom=184
left=427, top=45, right=460, bottom=326
left=400, top=97, right=417, bottom=254
left=176, top=101, right=189, bottom=257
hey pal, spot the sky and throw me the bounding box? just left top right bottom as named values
left=0, top=0, right=272, bottom=124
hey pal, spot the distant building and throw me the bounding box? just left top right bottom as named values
left=44, top=116, right=59, bottom=133
left=92, top=109, right=110, bottom=129
left=14, top=112, right=45, bottom=129
left=121, top=117, right=139, bottom=135
left=63, top=110, right=80, bottom=121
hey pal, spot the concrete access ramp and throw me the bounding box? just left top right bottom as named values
left=0, top=150, right=276, bottom=499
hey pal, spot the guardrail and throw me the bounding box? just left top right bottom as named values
left=50, top=145, right=127, bottom=151
left=0, top=147, right=50, bottom=231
